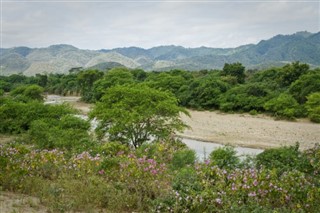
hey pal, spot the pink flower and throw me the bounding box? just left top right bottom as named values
left=215, top=198, right=222, bottom=204
left=98, top=170, right=105, bottom=175
left=248, top=192, right=256, bottom=197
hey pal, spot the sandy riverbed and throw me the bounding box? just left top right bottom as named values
left=46, top=95, right=320, bottom=150
left=178, top=110, right=320, bottom=150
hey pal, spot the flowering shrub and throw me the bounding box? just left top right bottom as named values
left=1, top=142, right=319, bottom=212
left=116, top=153, right=171, bottom=210
left=157, top=161, right=320, bottom=212
left=21, top=149, right=67, bottom=179
left=69, top=151, right=102, bottom=177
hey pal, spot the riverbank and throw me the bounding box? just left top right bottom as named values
left=179, top=110, right=319, bottom=150
left=46, top=95, right=320, bottom=150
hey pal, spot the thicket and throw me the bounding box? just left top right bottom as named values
left=1, top=61, right=319, bottom=122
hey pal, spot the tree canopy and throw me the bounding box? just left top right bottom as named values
left=90, top=84, right=189, bottom=148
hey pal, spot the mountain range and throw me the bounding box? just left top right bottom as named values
left=1, top=31, right=319, bottom=76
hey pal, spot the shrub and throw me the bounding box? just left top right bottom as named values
left=264, top=93, right=299, bottom=119
left=28, top=115, right=92, bottom=152
left=209, top=146, right=240, bottom=169
left=305, top=92, right=320, bottom=123
left=171, top=149, right=196, bottom=170
left=256, top=143, right=313, bottom=174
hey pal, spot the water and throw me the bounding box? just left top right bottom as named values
left=182, top=138, right=264, bottom=160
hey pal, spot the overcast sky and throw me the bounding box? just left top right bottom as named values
left=1, top=0, right=319, bottom=49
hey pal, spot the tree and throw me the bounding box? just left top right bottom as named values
left=221, top=62, right=246, bottom=83
left=305, top=92, right=320, bottom=123
left=289, top=71, right=320, bottom=104
left=90, top=84, right=189, bottom=148
left=92, top=67, right=135, bottom=101
left=277, top=62, right=309, bottom=87
left=264, top=93, right=299, bottom=119
left=10, top=84, right=44, bottom=102
left=77, top=69, right=104, bottom=102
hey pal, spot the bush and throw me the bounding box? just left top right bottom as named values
left=28, top=115, right=93, bottom=152
left=10, top=84, right=44, bottom=102
left=305, top=92, right=320, bottom=123
left=264, top=93, right=299, bottom=119
left=256, top=143, right=313, bottom=174
left=0, top=98, right=75, bottom=134
left=209, top=146, right=240, bottom=169
left=171, top=149, right=196, bottom=170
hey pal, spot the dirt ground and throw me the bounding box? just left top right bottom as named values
left=0, top=191, right=48, bottom=213
left=45, top=95, right=320, bottom=150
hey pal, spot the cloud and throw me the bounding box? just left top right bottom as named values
left=2, top=1, right=319, bottom=49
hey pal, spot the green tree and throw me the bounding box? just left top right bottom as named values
left=289, top=71, right=320, bottom=104
left=221, top=62, right=246, bottom=84
left=28, top=115, right=92, bottom=151
left=305, top=92, right=320, bottom=123
left=90, top=84, right=189, bottom=148
left=10, top=84, right=44, bottom=102
left=264, top=93, right=300, bottom=119
left=92, top=68, right=135, bottom=101
left=219, top=83, right=271, bottom=112
left=77, top=69, right=104, bottom=102
left=277, top=61, right=309, bottom=87
left=186, top=75, right=230, bottom=109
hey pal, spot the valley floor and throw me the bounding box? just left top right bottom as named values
left=48, top=95, right=320, bottom=150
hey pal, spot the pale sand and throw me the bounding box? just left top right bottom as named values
left=178, top=110, right=320, bottom=150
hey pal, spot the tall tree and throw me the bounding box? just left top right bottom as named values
left=90, top=84, right=189, bottom=148
left=221, top=62, right=246, bottom=84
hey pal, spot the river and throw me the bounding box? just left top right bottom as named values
left=45, top=95, right=264, bottom=159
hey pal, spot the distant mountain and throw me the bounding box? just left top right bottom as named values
left=1, top=31, right=319, bottom=76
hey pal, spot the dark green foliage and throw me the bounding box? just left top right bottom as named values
left=256, top=143, right=313, bottom=174
left=130, top=69, right=147, bottom=81
left=28, top=115, right=92, bottom=151
left=0, top=80, right=10, bottom=92
left=209, top=146, right=240, bottom=169
left=171, top=149, right=196, bottom=170
left=219, top=83, right=272, bottom=112
left=92, top=67, right=135, bottom=101
left=172, top=167, right=202, bottom=193
left=277, top=62, right=309, bottom=87
left=305, top=92, right=320, bottom=123
left=145, top=72, right=189, bottom=98
left=264, top=93, right=299, bottom=119
left=289, top=71, right=320, bottom=103
left=185, top=74, right=230, bottom=109
left=77, top=69, right=104, bottom=102
left=0, top=98, right=75, bottom=134
left=221, top=62, right=246, bottom=83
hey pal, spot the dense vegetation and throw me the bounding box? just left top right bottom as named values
left=1, top=61, right=319, bottom=122
left=0, top=62, right=319, bottom=212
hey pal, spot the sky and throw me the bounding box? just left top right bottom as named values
left=1, top=0, right=320, bottom=50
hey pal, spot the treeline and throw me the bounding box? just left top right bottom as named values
left=1, top=61, right=320, bottom=122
